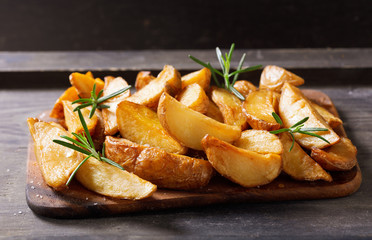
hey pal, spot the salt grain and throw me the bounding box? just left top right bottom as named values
left=18, top=211, right=22, bottom=214
left=6, top=169, right=10, bottom=172
left=93, top=203, right=98, bottom=206
left=31, top=186, right=35, bottom=189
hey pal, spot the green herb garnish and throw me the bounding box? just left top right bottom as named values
left=269, top=112, right=330, bottom=152
left=53, top=109, right=124, bottom=186
left=189, top=43, right=262, bottom=100
left=72, top=83, right=131, bottom=118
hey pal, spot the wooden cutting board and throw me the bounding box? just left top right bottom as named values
left=26, top=90, right=362, bottom=218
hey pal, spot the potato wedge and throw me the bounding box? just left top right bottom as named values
left=242, top=89, right=280, bottom=131
left=259, top=65, right=304, bottom=92
left=210, top=87, right=248, bottom=130
left=75, top=157, right=156, bottom=200
left=92, top=109, right=105, bottom=150
left=205, top=100, right=224, bottom=122
left=117, top=100, right=187, bottom=154
left=312, top=102, right=343, bottom=129
left=311, top=137, right=357, bottom=171
left=279, top=83, right=340, bottom=149
left=105, top=136, right=213, bottom=190
left=101, top=76, right=131, bottom=135
left=181, top=67, right=211, bottom=90
left=177, top=83, right=209, bottom=114
left=126, top=65, right=182, bottom=110
left=50, top=87, right=79, bottom=119
left=280, top=132, right=332, bottom=182
left=27, top=118, right=83, bottom=190
left=233, top=80, right=257, bottom=99
left=234, top=129, right=283, bottom=155
left=69, top=72, right=105, bottom=98
left=202, top=135, right=282, bottom=187
left=62, top=100, right=98, bottom=136
left=135, top=71, right=156, bottom=91
left=158, top=93, right=241, bottom=150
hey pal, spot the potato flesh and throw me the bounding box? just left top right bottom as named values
left=177, top=83, right=209, bottom=114
left=312, top=102, right=343, bottom=129
left=116, top=100, right=187, bottom=154
left=205, top=100, right=224, bottom=122
left=69, top=72, right=105, bottom=98
left=259, top=65, right=304, bottom=92
left=181, top=67, right=211, bottom=90
left=75, top=157, right=156, bottom=200
left=104, top=136, right=213, bottom=190
left=202, top=135, right=282, bottom=187
left=279, top=83, right=340, bottom=149
left=158, top=93, right=241, bottom=150
left=101, top=77, right=131, bottom=135
left=126, top=65, right=182, bottom=110
left=233, top=80, right=257, bottom=99
left=211, top=87, right=248, bottom=130
left=243, top=89, right=280, bottom=131
left=27, top=118, right=83, bottom=190
left=280, top=132, right=332, bottom=182
left=50, top=87, right=79, bottom=119
left=135, top=71, right=156, bottom=91
left=311, top=137, right=357, bottom=171
left=234, top=130, right=283, bottom=155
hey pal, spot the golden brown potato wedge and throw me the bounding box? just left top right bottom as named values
left=69, top=72, right=105, bottom=98
left=76, top=156, right=156, bottom=200
left=210, top=87, right=248, bottom=130
left=104, top=136, right=213, bottom=190
left=92, top=109, right=105, bottom=150
left=85, top=71, right=94, bottom=78
left=279, top=83, right=340, bottom=149
left=126, top=65, right=182, bottom=110
left=101, top=76, right=131, bottom=135
left=177, top=83, right=209, bottom=114
left=202, top=135, right=282, bottom=187
left=62, top=100, right=98, bottom=136
left=117, top=100, right=187, bottom=154
left=233, top=80, right=257, bottom=99
left=259, top=65, right=305, bottom=92
left=27, top=118, right=83, bottom=190
left=280, top=132, right=332, bottom=182
left=181, top=67, right=211, bottom=90
left=312, top=102, right=343, bottom=129
left=50, top=87, right=79, bottom=119
left=234, top=129, right=283, bottom=155
left=311, top=137, right=357, bottom=171
left=158, top=93, right=241, bottom=150
left=135, top=71, right=156, bottom=91
left=205, top=100, right=224, bottom=122
left=242, top=89, right=280, bottom=131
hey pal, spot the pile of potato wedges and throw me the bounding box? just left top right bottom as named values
left=27, top=64, right=357, bottom=200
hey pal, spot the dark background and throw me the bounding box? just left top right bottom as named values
left=0, top=0, right=371, bottom=51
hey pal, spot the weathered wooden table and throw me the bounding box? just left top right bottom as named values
left=1, top=49, right=371, bottom=239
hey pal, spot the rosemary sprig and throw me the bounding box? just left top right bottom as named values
left=53, top=109, right=124, bottom=186
left=189, top=43, right=262, bottom=100
left=72, top=83, right=131, bottom=118
left=269, top=112, right=330, bottom=152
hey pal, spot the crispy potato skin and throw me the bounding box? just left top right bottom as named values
left=104, top=136, right=213, bottom=190
left=135, top=71, right=156, bottom=91
left=233, top=80, right=257, bottom=99
left=312, top=102, right=343, bottom=129
left=50, top=87, right=79, bottom=119
left=181, top=67, right=211, bottom=90
left=311, top=137, right=357, bottom=171
left=259, top=65, right=304, bottom=92
left=177, top=83, right=209, bottom=114
left=234, top=129, right=283, bottom=155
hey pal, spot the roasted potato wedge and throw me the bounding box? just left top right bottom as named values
left=259, top=65, right=304, bottom=92
left=233, top=80, right=257, bottom=99
left=117, top=100, right=187, bottom=154
left=210, top=87, right=248, bottom=130
left=205, top=100, right=224, bottom=122
left=311, top=137, right=357, bottom=171
left=105, top=136, right=213, bottom=190
left=62, top=100, right=98, bottom=136
left=202, top=135, right=282, bottom=187
left=312, top=102, right=343, bottom=129
left=69, top=72, right=105, bottom=98
left=242, top=89, right=280, bottom=131
left=181, top=67, right=211, bottom=90
left=234, top=129, right=283, bottom=155
left=280, top=132, right=332, bottom=182
left=76, top=157, right=156, bottom=200
left=177, top=83, right=209, bottom=114
left=92, top=109, right=105, bottom=150
left=27, top=118, right=83, bottom=190
left=279, top=83, right=340, bottom=149
left=101, top=76, right=131, bottom=135
left=158, top=93, right=241, bottom=150
left=126, top=65, right=182, bottom=110
left=50, top=87, right=79, bottom=119
left=135, top=71, right=156, bottom=91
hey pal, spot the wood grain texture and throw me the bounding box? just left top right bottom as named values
left=25, top=90, right=361, bottom=218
